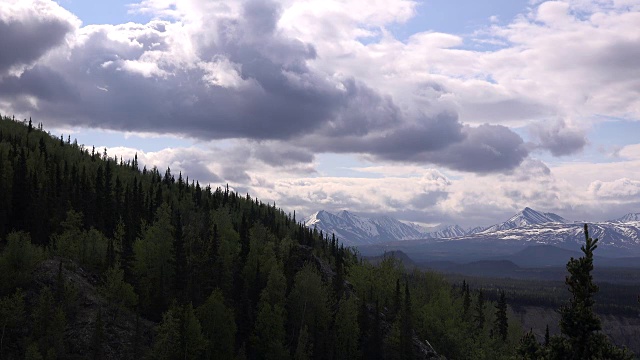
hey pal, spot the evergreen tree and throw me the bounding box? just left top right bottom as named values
left=393, top=278, right=401, bottom=319
left=462, top=280, right=471, bottom=317
left=474, top=290, right=485, bottom=335
left=196, top=289, right=236, bottom=360
left=100, top=264, right=138, bottom=319
left=253, top=300, right=289, bottom=360
left=549, top=224, right=633, bottom=360
left=334, top=294, right=360, bottom=360
left=400, top=282, right=414, bottom=359
left=0, top=289, right=25, bottom=357
left=517, top=330, right=542, bottom=360
left=173, top=211, right=187, bottom=302
left=294, top=325, right=312, bottom=360
left=545, top=325, right=550, bottom=347
left=494, top=290, right=508, bottom=341
left=0, top=231, right=44, bottom=291
left=152, top=303, right=206, bottom=360
left=287, top=264, right=331, bottom=360
left=133, top=203, right=175, bottom=318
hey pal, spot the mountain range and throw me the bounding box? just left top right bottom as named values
left=304, top=208, right=640, bottom=256
left=304, top=210, right=425, bottom=245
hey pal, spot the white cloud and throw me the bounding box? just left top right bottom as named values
left=589, top=178, right=640, bottom=199
left=2, top=0, right=640, bottom=225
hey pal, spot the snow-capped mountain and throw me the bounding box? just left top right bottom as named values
left=448, top=220, right=640, bottom=255
left=611, top=213, right=640, bottom=223
left=479, top=207, right=569, bottom=233
left=369, top=215, right=427, bottom=241
left=466, top=226, right=488, bottom=235
left=305, top=208, right=640, bottom=253
left=424, top=224, right=467, bottom=238
left=357, top=208, right=640, bottom=260
left=304, top=210, right=425, bottom=245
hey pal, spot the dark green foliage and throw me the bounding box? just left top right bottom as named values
left=545, top=324, right=550, bottom=347
left=134, top=203, right=175, bottom=318
left=100, top=264, right=138, bottom=317
left=559, top=225, right=601, bottom=344
left=196, top=289, right=236, bottom=360
left=462, top=280, right=471, bottom=316
left=334, top=294, right=360, bottom=360
left=546, top=224, right=633, bottom=360
left=0, top=115, right=635, bottom=359
left=400, top=282, right=413, bottom=359
left=474, top=289, right=485, bottom=335
left=493, top=290, right=508, bottom=341
left=519, top=224, right=633, bottom=360
left=0, top=289, right=25, bottom=357
left=32, top=287, right=66, bottom=358
left=152, top=302, right=206, bottom=359
left=0, top=231, right=44, bottom=291
left=517, top=330, right=542, bottom=360
left=287, top=263, right=331, bottom=360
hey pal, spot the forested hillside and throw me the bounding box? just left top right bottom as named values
left=0, top=115, right=631, bottom=359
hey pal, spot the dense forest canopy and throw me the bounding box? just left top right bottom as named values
left=0, top=115, right=635, bottom=359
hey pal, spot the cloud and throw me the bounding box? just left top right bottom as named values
left=0, top=0, right=532, bottom=173
left=103, top=138, right=640, bottom=227
left=589, top=178, right=640, bottom=200
left=529, top=119, right=587, bottom=156
left=1, top=0, right=639, bottom=226
left=0, top=0, right=77, bottom=76
left=508, top=158, right=551, bottom=182
left=253, top=170, right=452, bottom=220
left=252, top=142, right=315, bottom=167
left=428, top=124, right=529, bottom=172
left=479, top=0, right=640, bottom=121
left=107, top=146, right=223, bottom=184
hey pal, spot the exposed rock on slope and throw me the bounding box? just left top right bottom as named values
left=27, top=258, right=154, bottom=359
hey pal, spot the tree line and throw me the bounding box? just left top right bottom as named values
left=0, top=114, right=635, bottom=359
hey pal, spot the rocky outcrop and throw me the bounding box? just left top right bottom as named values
left=27, top=258, right=154, bottom=360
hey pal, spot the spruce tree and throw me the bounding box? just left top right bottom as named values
left=494, top=290, right=508, bottom=341
left=462, top=281, right=471, bottom=317
left=549, top=224, right=633, bottom=360
left=545, top=325, right=550, bottom=347
left=473, top=290, right=485, bottom=335
left=400, top=282, right=413, bottom=359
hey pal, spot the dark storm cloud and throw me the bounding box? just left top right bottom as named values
left=1, top=1, right=347, bottom=140
left=253, top=144, right=315, bottom=167
left=409, top=191, right=448, bottom=209
left=178, top=161, right=222, bottom=184
left=428, top=124, right=529, bottom=173
left=0, top=0, right=530, bottom=174
left=305, top=121, right=529, bottom=173
left=222, top=166, right=251, bottom=183
left=0, top=9, right=74, bottom=74
left=530, top=120, right=587, bottom=156
left=0, top=65, right=77, bottom=101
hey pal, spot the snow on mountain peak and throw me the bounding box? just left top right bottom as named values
left=304, top=208, right=640, bottom=251
left=304, top=210, right=429, bottom=245
left=611, top=213, right=640, bottom=223
left=481, top=207, right=568, bottom=233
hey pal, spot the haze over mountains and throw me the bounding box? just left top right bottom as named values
left=304, top=208, right=640, bottom=256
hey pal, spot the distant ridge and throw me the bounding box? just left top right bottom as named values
left=304, top=210, right=425, bottom=245
left=304, top=210, right=493, bottom=245
left=611, top=213, right=640, bottom=223
left=306, top=207, right=640, bottom=254
left=479, top=207, right=568, bottom=233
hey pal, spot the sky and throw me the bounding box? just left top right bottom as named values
left=1, top=0, right=639, bottom=228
